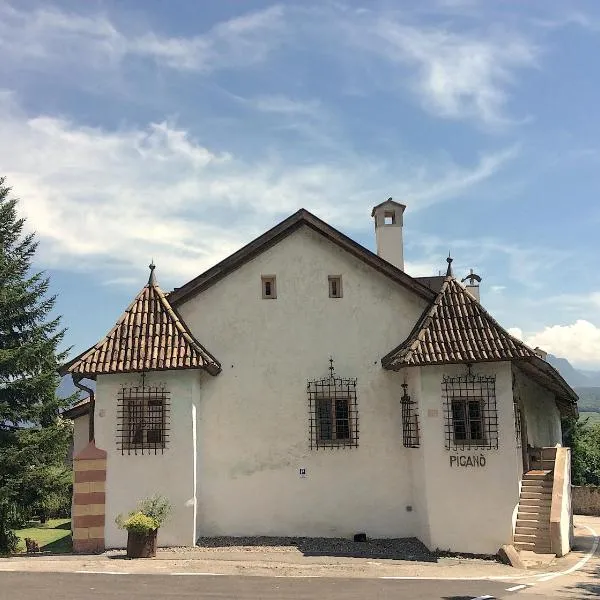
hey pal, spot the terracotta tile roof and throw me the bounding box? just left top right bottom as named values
left=63, top=266, right=221, bottom=378
left=382, top=276, right=577, bottom=411
left=382, top=277, right=535, bottom=367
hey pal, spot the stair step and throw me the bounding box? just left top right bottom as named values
left=514, top=541, right=552, bottom=554
left=515, top=525, right=550, bottom=535
left=519, top=496, right=552, bottom=505
left=516, top=519, right=549, bottom=529
left=520, top=491, right=553, bottom=500
left=514, top=532, right=551, bottom=543
left=524, top=470, right=552, bottom=478
left=518, top=507, right=551, bottom=516
left=521, top=480, right=553, bottom=488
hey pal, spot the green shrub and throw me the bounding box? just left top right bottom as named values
left=0, top=528, right=19, bottom=554
left=120, top=512, right=157, bottom=535
left=136, top=495, right=171, bottom=528
left=115, top=495, right=171, bottom=533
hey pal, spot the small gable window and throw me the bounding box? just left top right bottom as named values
left=328, top=275, right=342, bottom=298
left=442, top=372, right=498, bottom=451
left=262, top=275, right=277, bottom=299
left=117, top=385, right=170, bottom=455
left=307, top=359, right=358, bottom=449
left=384, top=211, right=396, bottom=225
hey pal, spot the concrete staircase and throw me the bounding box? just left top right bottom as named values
left=514, top=468, right=554, bottom=554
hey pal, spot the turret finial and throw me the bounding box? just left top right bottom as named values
left=148, top=260, right=157, bottom=285
left=446, top=253, right=453, bottom=277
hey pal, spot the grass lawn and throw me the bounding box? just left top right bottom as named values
left=580, top=411, right=600, bottom=425
left=14, top=518, right=72, bottom=553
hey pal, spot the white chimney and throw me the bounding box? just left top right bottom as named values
left=371, top=198, right=406, bottom=270
left=461, top=269, right=482, bottom=302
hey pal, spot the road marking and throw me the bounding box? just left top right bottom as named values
left=171, top=572, right=224, bottom=576
left=74, top=571, right=130, bottom=575
left=471, top=595, right=495, bottom=600
left=505, top=584, right=527, bottom=591
left=536, top=524, right=599, bottom=583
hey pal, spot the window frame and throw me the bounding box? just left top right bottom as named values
left=315, top=394, right=352, bottom=443
left=328, top=275, right=343, bottom=298
left=261, top=275, right=277, bottom=299
left=450, top=396, right=486, bottom=445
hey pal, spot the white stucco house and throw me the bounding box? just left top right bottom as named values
left=62, top=199, right=578, bottom=557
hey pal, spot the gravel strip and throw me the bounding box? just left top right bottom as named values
left=152, top=536, right=435, bottom=562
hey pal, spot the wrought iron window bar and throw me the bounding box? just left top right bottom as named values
left=401, top=382, right=420, bottom=448
left=117, top=385, right=170, bottom=455
left=307, top=359, right=358, bottom=450
left=442, top=371, right=498, bottom=451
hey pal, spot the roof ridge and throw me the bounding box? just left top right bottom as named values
left=168, top=209, right=437, bottom=305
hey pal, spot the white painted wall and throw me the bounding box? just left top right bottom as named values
left=559, top=449, right=572, bottom=556
left=73, top=414, right=89, bottom=457
left=413, top=362, right=522, bottom=554
left=513, top=368, right=562, bottom=448
left=179, top=226, right=429, bottom=539
left=95, top=370, right=200, bottom=548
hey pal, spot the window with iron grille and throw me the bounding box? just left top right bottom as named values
left=514, top=397, right=523, bottom=448
left=117, top=385, right=170, bottom=455
left=442, top=372, right=497, bottom=451
left=307, top=363, right=358, bottom=449
left=401, top=383, right=420, bottom=448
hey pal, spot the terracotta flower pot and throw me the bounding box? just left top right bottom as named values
left=126, top=529, right=158, bottom=558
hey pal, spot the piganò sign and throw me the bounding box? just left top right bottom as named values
left=449, top=454, right=486, bottom=468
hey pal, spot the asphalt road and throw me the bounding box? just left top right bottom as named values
left=0, top=572, right=517, bottom=600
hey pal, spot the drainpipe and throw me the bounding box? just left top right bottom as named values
left=73, top=374, right=95, bottom=443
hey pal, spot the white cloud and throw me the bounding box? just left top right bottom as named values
left=129, top=6, right=285, bottom=72
left=336, top=10, right=538, bottom=126
left=0, top=92, right=515, bottom=285
left=0, top=3, right=285, bottom=74
left=249, top=95, right=323, bottom=118
left=507, top=327, right=524, bottom=341
left=517, top=320, right=600, bottom=368
left=0, top=2, right=540, bottom=128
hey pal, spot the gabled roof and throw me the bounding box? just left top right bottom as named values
left=61, top=266, right=221, bottom=378
left=168, top=209, right=437, bottom=306
left=382, top=276, right=578, bottom=412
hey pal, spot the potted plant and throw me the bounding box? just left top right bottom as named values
left=116, top=495, right=171, bottom=558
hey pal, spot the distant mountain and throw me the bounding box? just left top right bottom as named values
left=546, top=355, right=600, bottom=387
left=545, top=355, right=600, bottom=414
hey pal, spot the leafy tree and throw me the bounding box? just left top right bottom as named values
left=563, top=416, right=600, bottom=486
left=0, top=177, right=73, bottom=552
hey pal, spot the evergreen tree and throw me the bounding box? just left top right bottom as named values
left=0, top=177, right=72, bottom=552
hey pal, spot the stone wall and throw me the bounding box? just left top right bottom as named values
left=572, top=486, right=600, bottom=516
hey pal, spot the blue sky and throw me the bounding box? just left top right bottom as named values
left=1, top=0, right=600, bottom=368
